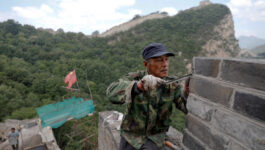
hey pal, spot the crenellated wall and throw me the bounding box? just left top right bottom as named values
left=183, top=57, right=265, bottom=150
left=0, top=118, right=60, bottom=150
left=98, top=111, right=183, bottom=150
left=98, top=57, right=265, bottom=150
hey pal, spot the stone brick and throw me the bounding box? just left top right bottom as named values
left=186, top=114, right=229, bottom=150
left=220, top=59, right=265, bottom=91
left=234, top=91, right=265, bottom=122
left=166, top=126, right=183, bottom=147
left=212, top=109, right=265, bottom=150
left=193, top=57, right=221, bottom=78
left=190, top=77, right=233, bottom=107
left=183, top=130, right=206, bottom=150
left=187, top=94, right=215, bottom=121
left=98, top=111, right=121, bottom=150
left=228, top=140, right=250, bottom=150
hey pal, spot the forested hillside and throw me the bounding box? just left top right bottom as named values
left=0, top=4, right=233, bottom=149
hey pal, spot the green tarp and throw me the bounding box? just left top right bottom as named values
left=36, top=97, right=94, bottom=128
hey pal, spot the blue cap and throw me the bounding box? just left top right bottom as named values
left=142, top=43, right=175, bottom=60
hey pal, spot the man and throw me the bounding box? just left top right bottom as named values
left=8, top=128, right=19, bottom=150
left=106, top=43, right=189, bottom=150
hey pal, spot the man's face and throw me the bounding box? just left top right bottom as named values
left=144, top=55, right=169, bottom=78
left=11, top=129, right=15, bottom=133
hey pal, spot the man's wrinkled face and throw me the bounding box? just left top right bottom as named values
left=144, top=55, right=169, bottom=78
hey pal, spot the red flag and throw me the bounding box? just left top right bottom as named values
left=64, top=70, right=77, bottom=88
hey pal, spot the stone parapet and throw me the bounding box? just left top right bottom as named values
left=183, top=57, right=265, bottom=150
left=98, top=111, right=122, bottom=150
left=98, top=111, right=183, bottom=150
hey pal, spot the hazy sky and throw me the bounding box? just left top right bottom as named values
left=0, top=0, right=264, bottom=39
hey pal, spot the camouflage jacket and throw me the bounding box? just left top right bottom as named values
left=106, top=71, right=188, bottom=149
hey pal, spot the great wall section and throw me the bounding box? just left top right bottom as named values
left=98, top=57, right=265, bottom=150
left=99, top=13, right=168, bottom=37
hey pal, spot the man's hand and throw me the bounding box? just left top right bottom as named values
left=137, top=75, right=165, bottom=91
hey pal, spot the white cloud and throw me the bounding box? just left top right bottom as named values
left=160, top=7, right=178, bottom=16
left=229, top=0, right=252, bottom=7
left=254, top=0, right=265, bottom=8
left=10, top=0, right=141, bottom=34
left=12, top=4, right=53, bottom=19
left=227, top=0, right=265, bottom=21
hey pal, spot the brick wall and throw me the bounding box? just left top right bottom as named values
left=183, top=57, right=265, bottom=150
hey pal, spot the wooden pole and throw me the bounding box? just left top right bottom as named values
left=74, top=70, right=81, bottom=98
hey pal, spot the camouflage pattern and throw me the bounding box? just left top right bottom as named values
left=106, top=70, right=188, bottom=149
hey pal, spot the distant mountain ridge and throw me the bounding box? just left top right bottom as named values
left=238, top=36, right=265, bottom=50
left=99, top=0, right=213, bottom=38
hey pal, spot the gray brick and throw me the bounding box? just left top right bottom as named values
left=166, top=126, right=183, bottom=146
left=183, top=130, right=206, bottom=150
left=186, top=114, right=229, bottom=150
left=220, top=59, right=265, bottom=91
left=234, top=91, right=265, bottom=122
left=190, top=77, right=233, bottom=107
left=187, top=94, right=215, bottom=121
left=212, top=109, right=265, bottom=150
left=228, top=140, right=250, bottom=150
left=194, top=58, right=220, bottom=78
